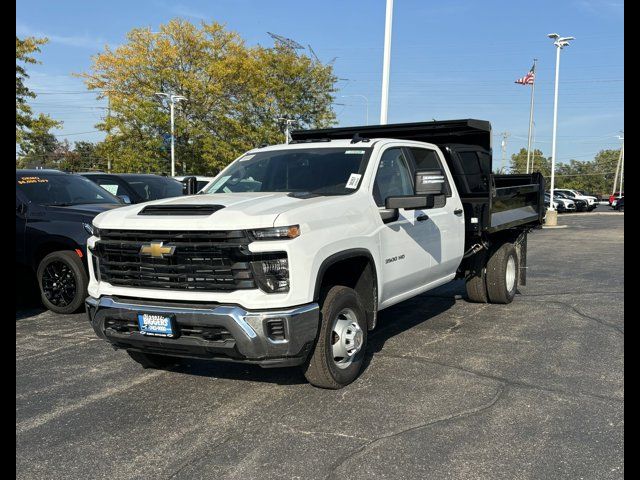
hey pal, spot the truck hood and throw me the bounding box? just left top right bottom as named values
left=92, top=192, right=343, bottom=230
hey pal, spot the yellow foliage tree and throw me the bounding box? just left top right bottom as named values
left=80, top=20, right=337, bottom=174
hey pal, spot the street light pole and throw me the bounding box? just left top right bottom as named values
left=546, top=33, right=574, bottom=226
left=156, top=92, right=187, bottom=176
left=380, top=0, right=393, bottom=124
left=340, top=95, right=369, bottom=125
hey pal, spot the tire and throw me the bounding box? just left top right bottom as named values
left=303, top=286, right=367, bottom=389
left=465, top=250, right=489, bottom=303
left=37, top=251, right=88, bottom=314
left=127, top=350, right=178, bottom=369
left=486, top=242, right=518, bottom=304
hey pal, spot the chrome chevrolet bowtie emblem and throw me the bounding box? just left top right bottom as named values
left=139, top=241, right=175, bottom=258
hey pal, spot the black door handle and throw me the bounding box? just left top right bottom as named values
left=416, top=214, right=429, bottom=222
left=453, top=208, right=463, bottom=216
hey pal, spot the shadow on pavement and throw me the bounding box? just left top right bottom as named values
left=16, top=267, right=46, bottom=320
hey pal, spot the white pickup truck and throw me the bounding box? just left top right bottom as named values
left=86, top=120, right=544, bottom=389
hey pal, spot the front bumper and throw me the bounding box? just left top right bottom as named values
left=85, top=296, right=319, bottom=368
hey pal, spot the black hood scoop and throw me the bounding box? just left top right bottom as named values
left=138, top=204, right=225, bottom=216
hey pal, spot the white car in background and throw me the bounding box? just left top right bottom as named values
left=554, top=189, right=598, bottom=211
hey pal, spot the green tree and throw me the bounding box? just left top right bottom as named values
left=80, top=19, right=337, bottom=174
left=509, top=148, right=551, bottom=176
left=510, top=146, right=621, bottom=196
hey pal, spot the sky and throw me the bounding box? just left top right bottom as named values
left=16, top=0, right=624, bottom=167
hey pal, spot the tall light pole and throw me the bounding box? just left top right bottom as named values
left=546, top=33, right=574, bottom=226
left=341, top=95, right=369, bottom=125
left=156, top=92, right=187, bottom=176
left=380, top=0, right=393, bottom=124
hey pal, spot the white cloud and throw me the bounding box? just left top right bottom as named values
left=16, top=20, right=112, bottom=50
left=168, top=4, right=209, bottom=20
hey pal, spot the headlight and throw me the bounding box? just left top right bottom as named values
left=83, top=222, right=94, bottom=235
left=251, top=225, right=300, bottom=240
left=251, top=257, right=289, bottom=293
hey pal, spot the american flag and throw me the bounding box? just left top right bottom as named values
left=515, top=63, right=536, bottom=85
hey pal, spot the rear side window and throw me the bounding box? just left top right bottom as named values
left=455, top=151, right=488, bottom=194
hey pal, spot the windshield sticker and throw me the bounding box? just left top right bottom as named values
left=345, top=150, right=365, bottom=155
left=18, top=176, right=48, bottom=185
left=239, top=154, right=255, bottom=162
left=345, top=173, right=362, bottom=189
left=101, top=184, right=119, bottom=195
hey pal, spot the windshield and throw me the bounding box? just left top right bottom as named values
left=123, top=176, right=184, bottom=201
left=16, top=173, right=121, bottom=206
left=202, top=147, right=371, bottom=196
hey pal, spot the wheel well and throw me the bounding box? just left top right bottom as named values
left=34, top=241, right=82, bottom=271
left=316, top=254, right=378, bottom=330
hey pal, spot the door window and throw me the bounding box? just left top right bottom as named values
left=373, top=148, right=414, bottom=207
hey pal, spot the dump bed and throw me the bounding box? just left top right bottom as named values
left=291, top=119, right=544, bottom=234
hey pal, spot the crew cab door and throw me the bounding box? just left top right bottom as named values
left=406, top=146, right=465, bottom=284
left=372, top=146, right=432, bottom=304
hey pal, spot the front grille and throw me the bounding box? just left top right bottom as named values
left=93, top=229, right=256, bottom=291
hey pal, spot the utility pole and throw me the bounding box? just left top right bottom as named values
left=500, top=131, right=510, bottom=172
left=526, top=58, right=538, bottom=174
left=155, top=92, right=187, bottom=177
left=380, top=0, right=393, bottom=124
left=546, top=33, right=574, bottom=226
left=106, top=93, right=112, bottom=173
left=612, top=132, right=624, bottom=196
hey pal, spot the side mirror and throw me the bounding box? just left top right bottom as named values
left=183, top=176, right=198, bottom=195
left=414, top=169, right=446, bottom=195
left=16, top=202, right=28, bottom=216
left=117, top=194, right=132, bottom=204
left=385, top=195, right=433, bottom=210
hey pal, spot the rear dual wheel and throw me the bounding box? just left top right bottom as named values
left=465, top=242, right=518, bottom=304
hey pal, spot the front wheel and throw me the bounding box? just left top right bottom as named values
left=303, top=286, right=367, bottom=389
left=37, top=251, right=88, bottom=314
left=486, top=242, right=518, bottom=304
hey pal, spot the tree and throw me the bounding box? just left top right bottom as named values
left=80, top=19, right=337, bottom=174
left=509, top=148, right=551, bottom=176
left=509, top=146, right=622, bottom=195
left=16, top=36, right=61, bottom=150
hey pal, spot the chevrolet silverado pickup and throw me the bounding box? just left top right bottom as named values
left=85, top=119, right=544, bottom=389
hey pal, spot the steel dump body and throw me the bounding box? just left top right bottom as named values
left=291, top=119, right=545, bottom=234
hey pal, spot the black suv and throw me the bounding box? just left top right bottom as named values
left=80, top=173, right=185, bottom=204
left=16, top=170, right=123, bottom=313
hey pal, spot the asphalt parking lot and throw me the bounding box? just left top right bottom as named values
left=16, top=210, right=624, bottom=480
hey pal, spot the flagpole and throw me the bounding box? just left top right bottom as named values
left=525, top=59, right=537, bottom=174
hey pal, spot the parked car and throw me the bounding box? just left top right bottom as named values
left=16, top=170, right=123, bottom=313
left=80, top=173, right=184, bottom=204
left=545, top=192, right=575, bottom=213
left=174, top=176, right=217, bottom=193
left=553, top=191, right=584, bottom=212
left=554, top=188, right=598, bottom=211
left=612, top=196, right=624, bottom=211
left=85, top=119, right=545, bottom=389
left=609, top=191, right=624, bottom=206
